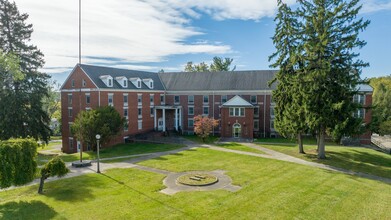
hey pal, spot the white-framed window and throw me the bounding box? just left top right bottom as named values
left=138, top=94, right=142, bottom=105
left=150, top=81, right=153, bottom=88
left=203, top=95, right=209, bottom=104
left=254, top=107, right=259, bottom=117
left=108, top=93, right=114, bottom=106
left=124, top=122, right=128, bottom=132
left=85, top=107, right=91, bottom=111
left=188, top=119, right=194, bottom=127
left=254, top=120, right=259, bottom=131
left=188, top=95, right=194, bottom=104
left=250, top=95, right=257, bottom=104
left=68, top=107, right=73, bottom=117
left=69, top=138, right=74, bottom=150
left=221, top=95, right=227, bottom=104
left=150, top=94, right=154, bottom=105
left=82, top=79, right=86, bottom=87
left=71, top=79, right=75, bottom=87
left=68, top=93, right=72, bottom=105
left=174, top=95, right=180, bottom=104
left=123, top=108, right=128, bottom=118
left=138, top=120, right=142, bottom=130
left=108, top=78, right=113, bottom=87
left=123, top=94, right=128, bottom=106
left=270, top=106, right=275, bottom=118
left=137, top=81, right=141, bottom=88
left=354, top=109, right=365, bottom=119
left=85, top=93, right=90, bottom=104
left=203, top=106, right=209, bottom=115
left=353, top=94, right=365, bottom=104
left=188, top=106, right=194, bottom=115
left=150, top=107, right=154, bottom=117
left=270, top=120, right=275, bottom=131
left=160, top=94, right=165, bottom=104
left=138, top=107, right=142, bottom=118
left=229, top=107, right=245, bottom=117
left=68, top=122, right=73, bottom=135
left=123, top=79, right=127, bottom=87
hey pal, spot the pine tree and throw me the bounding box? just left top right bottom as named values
left=270, top=0, right=369, bottom=159
left=0, top=0, right=51, bottom=142
left=269, top=0, right=307, bottom=153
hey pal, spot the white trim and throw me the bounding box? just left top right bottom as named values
left=165, top=90, right=273, bottom=95
left=61, top=88, right=165, bottom=93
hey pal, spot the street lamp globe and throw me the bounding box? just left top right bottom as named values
left=96, top=134, right=101, bottom=140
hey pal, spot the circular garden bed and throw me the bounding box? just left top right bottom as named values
left=177, top=173, right=218, bottom=186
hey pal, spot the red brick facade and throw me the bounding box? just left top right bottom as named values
left=61, top=65, right=373, bottom=153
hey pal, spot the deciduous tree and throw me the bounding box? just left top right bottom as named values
left=38, top=157, right=69, bottom=194
left=184, top=56, right=235, bottom=72
left=193, top=115, right=219, bottom=142
left=0, top=139, right=37, bottom=188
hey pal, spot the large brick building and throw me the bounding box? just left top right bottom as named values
left=61, top=64, right=373, bottom=153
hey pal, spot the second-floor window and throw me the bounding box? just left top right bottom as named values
left=229, top=107, right=245, bottom=117
left=174, top=96, right=180, bottom=104
left=203, top=106, right=209, bottom=115
left=250, top=95, right=257, bottom=104
left=68, top=94, right=72, bottom=105
left=150, top=94, right=154, bottom=105
left=138, top=94, right=142, bottom=105
left=221, top=95, right=227, bottom=103
left=123, top=94, right=128, bottom=106
left=188, top=106, right=194, bottom=115
left=353, top=94, right=365, bottom=105
left=160, top=94, right=165, bottom=104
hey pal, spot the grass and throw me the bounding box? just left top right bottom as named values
left=258, top=143, right=391, bottom=179
left=216, top=142, right=265, bottom=154
left=37, top=142, right=61, bottom=152
left=254, top=137, right=339, bottom=145
left=37, top=142, right=185, bottom=165
left=1, top=148, right=390, bottom=219
left=182, top=135, right=219, bottom=144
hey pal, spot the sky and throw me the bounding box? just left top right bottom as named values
left=15, top=0, right=391, bottom=85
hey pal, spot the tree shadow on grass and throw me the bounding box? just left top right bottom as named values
left=0, top=200, right=58, bottom=220
left=41, top=175, right=104, bottom=202
left=100, top=173, right=193, bottom=218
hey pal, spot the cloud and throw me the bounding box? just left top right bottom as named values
left=361, top=0, right=391, bottom=13
left=15, top=0, right=288, bottom=74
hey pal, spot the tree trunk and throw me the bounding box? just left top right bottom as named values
left=38, top=176, right=45, bottom=194
left=317, top=127, right=326, bottom=159
left=298, top=133, right=305, bottom=154
left=316, top=130, right=319, bottom=152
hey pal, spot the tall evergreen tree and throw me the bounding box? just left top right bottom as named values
left=270, top=0, right=369, bottom=159
left=0, top=0, right=51, bottom=142
left=269, top=0, right=307, bottom=153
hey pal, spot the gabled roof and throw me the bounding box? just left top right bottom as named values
left=158, top=70, right=277, bottom=91
left=357, top=84, right=373, bottom=92
left=79, top=64, right=165, bottom=91
left=222, top=95, right=254, bottom=107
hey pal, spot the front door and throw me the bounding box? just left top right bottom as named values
left=158, top=118, right=163, bottom=131
left=233, top=123, right=241, bottom=138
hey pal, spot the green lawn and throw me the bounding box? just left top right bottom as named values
left=37, top=142, right=61, bottom=152
left=37, top=142, right=185, bottom=165
left=216, top=142, right=265, bottom=154
left=254, top=137, right=339, bottom=145
left=258, top=143, right=391, bottom=179
left=1, top=148, right=390, bottom=219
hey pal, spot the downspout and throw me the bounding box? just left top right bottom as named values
left=263, top=91, right=266, bottom=138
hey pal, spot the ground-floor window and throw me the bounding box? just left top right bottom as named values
left=188, top=119, right=194, bottom=127
left=138, top=120, right=142, bottom=130
left=254, top=120, right=259, bottom=131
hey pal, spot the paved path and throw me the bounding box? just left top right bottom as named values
left=2, top=138, right=390, bottom=192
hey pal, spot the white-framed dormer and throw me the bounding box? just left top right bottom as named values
left=115, top=76, right=128, bottom=88
left=99, top=75, right=113, bottom=87
left=129, top=77, right=142, bottom=89
left=142, top=78, right=154, bottom=89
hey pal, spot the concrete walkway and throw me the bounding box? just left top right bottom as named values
left=2, top=138, right=390, bottom=192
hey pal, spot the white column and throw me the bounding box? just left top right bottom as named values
left=154, top=108, right=157, bottom=130
left=162, top=109, right=166, bottom=132
left=175, top=108, right=178, bottom=131
left=179, top=108, right=182, bottom=130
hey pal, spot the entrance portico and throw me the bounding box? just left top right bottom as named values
left=154, top=105, right=182, bottom=132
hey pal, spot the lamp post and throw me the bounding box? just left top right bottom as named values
left=95, top=134, right=101, bottom=173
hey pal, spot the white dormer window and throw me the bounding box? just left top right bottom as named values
left=99, top=75, right=113, bottom=87
left=129, top=77, right=142, bottom=89
left=115, top=76, right=127, bottom=88
left=142, top=78, right=154, bottom=89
